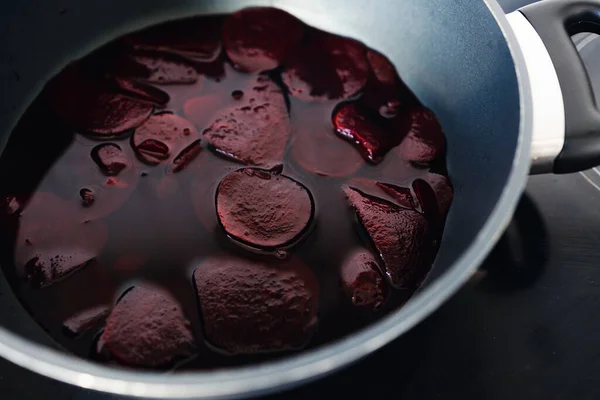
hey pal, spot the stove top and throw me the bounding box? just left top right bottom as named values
left=3, top=1, right=600, bottom=399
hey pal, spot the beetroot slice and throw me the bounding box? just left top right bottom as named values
left=63, top=305, right=109, bottom=336
left=203, top=76, right=290, bottom=168
left=348, top=177, right=415, bottom=210
left=24, top=252, right=96, bottom=289
left=419, top=173, right=454, bottom=217
left=131, top=113, right=199, bottom=165
left=398, top=107, right=445, bottom=164
left=123, top=16, right=223, bottom=62
left=91, top=143, right=128, bottom=176
left=376, top=182, right=416, bottom=210
left=290, top=124, right=364, bottom=178
left=131, top=54, right=198, bottom=85
left=193, top=256, right=318, bottom=354
left=333, top=103, right=404, bottom=164
left=282, top=32, right=369, bottom=101
left=216, top=168, right=314, bottom=250
left=171, top=140, right=202, bottom=173
left=362, top=50, right=417, bottom=117
left=367, top=50, right=397, bottom=86
left=222, top=7, right=304, bottom=72
left=341, top=250, right=388, bottom=311
left=101, top=285, right=196, bottom=367
left=15, top=192, right=108, bottom=288
left=344, top=186, right=432, bottom=289
left=114, top=77, right=170, bottom=106
left=183, top=94, right=231, bottom=130
left=46, top=64, right=153, bottom=136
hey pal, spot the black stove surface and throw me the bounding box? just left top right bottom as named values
left=3, top=0, right=600, bottom=398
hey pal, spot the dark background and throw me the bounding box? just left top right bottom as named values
left=7, top=0, right=600, bottom=399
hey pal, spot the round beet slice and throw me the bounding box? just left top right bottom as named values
left=46, top=64, right=154, bottom=137
left=203, top=76, right=291, bottom=168
left=333, top=103, right=404, bottom=164
left=131, top=113, right=199, bottom=166
left=193, top=255, right=318, bottom=354
left=282, top=32, right=369, bottom=101
left=398, top=107, right=446, bottom=164
left=344, top=186, right=432, bottom=290
left=222, top=7, right=304, bottom=72
left=341, top=250, right=388, bottom=311
left=216, top=168, right=314, bottom=250
left=290, top=127, right=364, bottom=178
left=101, top=285, right=196, bottom=367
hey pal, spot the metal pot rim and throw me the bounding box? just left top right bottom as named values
left=0, top=1, right=532, bottom=398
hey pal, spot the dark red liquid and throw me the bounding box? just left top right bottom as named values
left=0, top=7, right=452, bottom=370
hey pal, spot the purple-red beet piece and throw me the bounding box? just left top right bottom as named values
left=193, top=256, right=318, bottom=354
left=123, top=16, right=223, bottom=62
left=222, top=7, right=304, bottom=72
left=91, top=143, right=128, bottom=176
left=282, top=32, right=369, bottom=101
left=333, top=103, right=403, bottom=163
left=172, top=140, right=202, bottom=173
left=347, top=177, right=415, bottom=210
left=15, top=192, right=108, bottom=288
left=24, top=252, right=97, bottom=289
left=203, top=76, right=290, bottom=168
left=63, top=305, right=109, bottom=336
left=341, top=250, right=388, bottom=311
left=216, top=168, right=314, bottom=249
left=131, top=113, right=198, bottom=165
left=376, top=182, right=416, bottom=210
left=362, top=50, right=417, bottom=117
left=398, top=107, right=445, bottom=164
left=290, top=124, right=364, bottom=178
left=131, top=54, right=198, bottom=85
left=101, top=286, right=196, bottom=367
left=417, top=173, right=454, bottom=217
left=183, top=94, right=231, bottom=131
left=114, top=77, right=170, bottom=106
left=46, top=65, right=153, bottom=136
left=344, top=186, right=431, bottom=289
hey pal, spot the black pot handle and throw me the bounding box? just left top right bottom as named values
left=520, top=0, right=600, bottom=173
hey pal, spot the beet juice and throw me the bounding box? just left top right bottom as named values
left=0, top=7, right=453, bottom=370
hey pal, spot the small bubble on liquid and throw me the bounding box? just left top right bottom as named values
left=141, top=171, right=148, bottom=177
left=231, top=90, right=244, bottom=100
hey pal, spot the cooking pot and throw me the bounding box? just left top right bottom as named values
left=0, top=0, right=598, bottom=398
